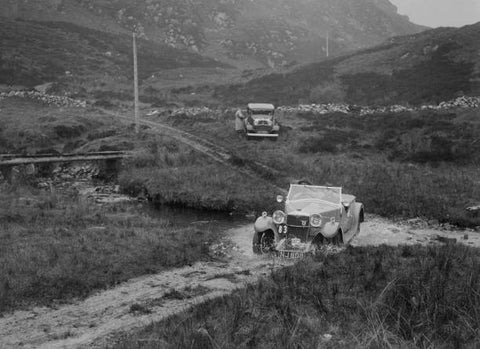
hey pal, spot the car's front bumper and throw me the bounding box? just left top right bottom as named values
left=246, top=132, right=279, bottom=138
left=276, top=249, right=310, bottom=259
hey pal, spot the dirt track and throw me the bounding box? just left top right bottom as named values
left=1, top=215, right=478, bottom=348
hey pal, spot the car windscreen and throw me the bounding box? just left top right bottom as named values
left=287, top=185, right=341, bottom=205
left=250, top=110, right=274, bottom=117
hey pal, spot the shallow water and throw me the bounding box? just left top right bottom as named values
left=145, top=203, right=251, bottom=232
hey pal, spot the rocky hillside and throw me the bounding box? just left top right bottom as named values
left=215, top=22, right=480, bottom=106
left=0, top=0, right=425, bottom=69
left=0, top=18, right=225, bottom=98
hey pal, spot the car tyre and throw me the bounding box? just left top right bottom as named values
left=252, top=231, right=274, bottom=254
left=330, top=230, right=344, bottom=245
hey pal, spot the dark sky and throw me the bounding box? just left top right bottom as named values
left=390, top=0, right=480, bottom=27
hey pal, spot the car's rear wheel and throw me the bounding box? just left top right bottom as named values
left=252, top=230, right=275, bottom=254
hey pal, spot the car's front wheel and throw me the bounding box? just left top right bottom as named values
left=252, top=230, right=275, bottom=254
left=330, top=230, right=344, bottom=245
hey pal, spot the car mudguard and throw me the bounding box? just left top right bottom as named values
left=254, top=216, right=277, bottom=233
left=353, top=202, right=364, bottom=223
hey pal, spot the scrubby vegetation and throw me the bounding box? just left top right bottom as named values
left=112, top=244, right=480, bottom=348
left=0, top=185, right=218, bottom=314
left=118, top=135, right=280, bottom=214
left=341, top=42, right=475, bottom=105
left=0, top=98, right=134, bottom=154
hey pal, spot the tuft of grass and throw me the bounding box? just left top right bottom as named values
left=112, top=245, right=480, bottom=349
left=130, top=303, right=152, bottom=315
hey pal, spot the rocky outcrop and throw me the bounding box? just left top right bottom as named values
left=0, top=0, right=425, bottom=68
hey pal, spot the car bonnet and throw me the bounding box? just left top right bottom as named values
left=286, top=200, right=339, bottom=216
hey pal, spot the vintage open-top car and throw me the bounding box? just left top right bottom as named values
left=243, top=103, right=280, bottom=140
left=252, top=183, right=364, bottom=257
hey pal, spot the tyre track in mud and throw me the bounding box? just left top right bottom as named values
left=106, top=110, right=286, bottom=194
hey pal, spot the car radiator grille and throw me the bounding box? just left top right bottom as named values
left=287, top=215, right=309, bottom=227
left=253, top=125, right=272, bottom=132
left=286, top=226, right=309, bottom=242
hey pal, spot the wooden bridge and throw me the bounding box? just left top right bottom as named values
left=0, top=151, right=131, bottom=182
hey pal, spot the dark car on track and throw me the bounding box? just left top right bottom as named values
left=242, top=103, right=280, bottom=140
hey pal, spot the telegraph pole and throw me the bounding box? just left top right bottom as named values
left=326, top=31, right=329, bottom=58
left=133, top=31, right=140, bottom=134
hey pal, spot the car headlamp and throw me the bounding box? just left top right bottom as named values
left=310, top=214, right=322, bottom=227
left=272, top=210, right=286, bottom=225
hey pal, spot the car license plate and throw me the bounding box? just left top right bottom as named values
left=257, top=131, right=268, bottom=134
left=278, top=251, right=306, bottom=259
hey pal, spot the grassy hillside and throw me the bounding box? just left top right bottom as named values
left=0, top=18, right=225, bottom=90
left=214, top=23, right=480, bottom=106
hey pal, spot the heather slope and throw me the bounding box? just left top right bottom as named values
left=216, top=22, right=480, bottom=106
left=0, top=18, right=224, bottom=89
